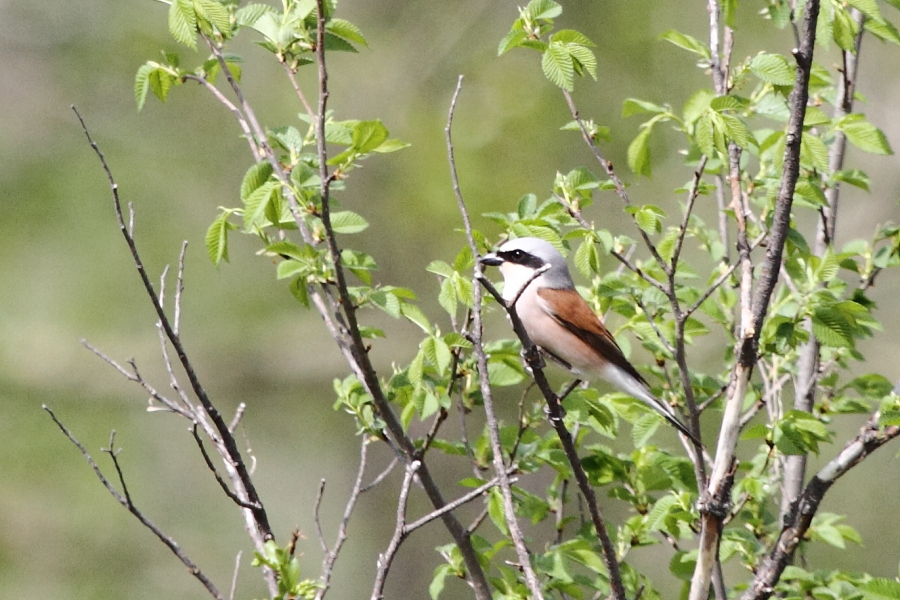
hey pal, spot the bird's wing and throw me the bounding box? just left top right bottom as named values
left=537, top=287, right=649, bottom=387
left=538, top=287, right=701, bottom=446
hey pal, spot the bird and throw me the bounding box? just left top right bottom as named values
left=479, top=236, right=699, bottom=445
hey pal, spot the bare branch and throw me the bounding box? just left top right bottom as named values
left=44, top=406, right=225, bottom=600
left=446, top=74, right=546, bottom=600
left=315, top=437, right=369, bottom=600
left=73, top=106, right=274, bottom=544
left=370, top=460, right=419, bottom=600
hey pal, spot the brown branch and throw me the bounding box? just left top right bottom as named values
left=741, top=411, right=900, bottom=600
left=446, top=74, right=546, bottom=600
left=691, top=1, right=821, bottom=597
left=44, top=406, right=226, bottom=600
left=478, top=275, right=626, bottom=600
left=73, top=107, right=274, bottom=543
left=315, top=437, right=369, bottom=600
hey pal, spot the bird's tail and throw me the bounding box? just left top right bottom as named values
left=603, top=365, right=701, bottom=446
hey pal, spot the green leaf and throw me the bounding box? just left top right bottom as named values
left=627, top=127, right=653, bottom=177
left=551, top=29, right=595, bottom=46
left=351, top=120, right=390, bottom=154
left=235, top=3, right=274, bottom=27
left=839, top=116, right=894, bottom=155
left=327, top=17, right=368, bottom=46
left=148, top=68, right=176, bottom=103
left=429, top=564, right=452, bottom=600
left=438, top=278, right=457, bottom=315
left=659, top=29, right=710, bottom=58
left=749, top=53, right=795, bottom=86
left=240, top=161, right=274, bottom=200
left=634, top=205, right=662, bottom=234
left=498, top=30, right=528, bottom=55
left=861, top=578, right=900, bottom=600
left=526, top=0, right=562, bottom=20
left=169, top=0, right=198, bottom=49
left=243, top=181, right=277, bottom=231
left=134, top=64, right=154, bottom=111
left=833, top=169, right=870, bottom=192
left=329, top=211, right=369, bottom=234
left=812, top=305, right=855, bottom=348
left=206, top=210, right=237, bottom=265
left=720, top=114, right=755, bottom=149
left=194, top=0, right=231, bottom=34
left=623, top=98, right=667, bottom=117
left=865, top=18, right=900, bottom=46
left=541, top=42, right=574, bottom=91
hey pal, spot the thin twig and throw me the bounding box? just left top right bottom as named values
left=44, top=406, right=226, bottom=600
left=446, top=74, right=546, bottom=600
left=315, top=437, right=369, bottom=600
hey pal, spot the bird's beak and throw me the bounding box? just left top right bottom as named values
left=479, top=252, right=503, bottom=267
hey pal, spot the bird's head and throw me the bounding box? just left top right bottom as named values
left=480, top=237, right=574, bottom=299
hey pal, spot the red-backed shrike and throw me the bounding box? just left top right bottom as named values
left=480, top=236, right=697, bottom=443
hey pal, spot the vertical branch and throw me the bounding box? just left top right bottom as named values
left=780, top=6, right=866, bottom=526
left=445, top=75, right=547, bottom=600
left=690, top=1, right=821, bottom=598
left=308, top=9, right=492, bottom=597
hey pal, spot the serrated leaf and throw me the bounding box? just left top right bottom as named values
left=552, top=29, right=595, bottom=46
left=683, top=89, right=713, bottom=124
left=659, top=29, right=709, bottom=58
left=801, top=132, right=830, bottom=171
left=749, top=53, right=795, bottom=86
left=542, top=42, right=574, bottom=91
left=574, top=237, right=600, bottom=277
left=194, top=0, right=231, bottom=33
left=148, top=68, right=175, bottom=103
left=235, top=3, right=274, bottom=27
left=243, top=181, right=276, bottom=230
left=861, top=578, right=900, bottom=600
left=327, top=17, right=367, bottom=46
left=351, top=120, right=390, bottom=154
left=526, top=0, right=562, bottom=20
left=324, top=32, right=359, bottom=53
left=634, top=205, right=662, bottom=234
left=865, top=18, right=900, bottom=46
left=567, top=43, right=598, bottom=80
left=438, top=278, right=457, bottom=316
left=498, top=29, right=528, bottom=55
left=169, top=0, right=198, bottom=49
left=812, top=305, right=855, bottom=348
left=329, top=210, right=369, bottom=234
left=627, top=127, right=652, bottom=177
left=240, top=161, right=274, bottom=200
left=134, top=64, right=154, bottom=111
left=720, top=114, right=755, bottom=149
left=840, top=117, right=894, bottom=155
left=206, top=211, right=237, bottom=265
left=694, top=112, right=715, bottom=157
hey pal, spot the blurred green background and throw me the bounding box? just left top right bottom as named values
left=2, top=1, right=900, bottom=598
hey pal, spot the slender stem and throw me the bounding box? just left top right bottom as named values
left=445, top=75, right=546, bottom=600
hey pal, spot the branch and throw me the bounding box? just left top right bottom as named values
left=741, top=411, right=900, bottom=600
left=370, top=460, right=419, bottom=600
left=44, top=406, right=225, bottom=600
left=781, top=7, right=866, bottom=524
left=478, top=276, right=627, bottom=600
left=73, top=107, right=274, bottom=545
left=445, top=75, right=547, bottom=600
left=315, top=437, right=370, bottom=600
left=690, top=2, right=821, bottom=597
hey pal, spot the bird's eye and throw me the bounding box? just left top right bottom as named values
left=508, top=250, right=523, bottom=260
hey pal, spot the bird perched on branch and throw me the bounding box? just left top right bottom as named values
left=480, top=236, right=698, bottom=444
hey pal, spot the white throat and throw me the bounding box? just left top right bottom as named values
left=499, top=262, right=546, bottom=302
